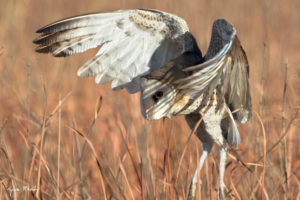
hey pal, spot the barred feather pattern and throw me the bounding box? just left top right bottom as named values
left=34, top=9, right=201, bottom=93
left=34, top=12, right=252, bottom=198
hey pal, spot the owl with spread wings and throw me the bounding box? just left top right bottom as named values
left=34, top=9, right=252, bottom=199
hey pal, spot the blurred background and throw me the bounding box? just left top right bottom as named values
left=0, top=0, right=299, bottom=199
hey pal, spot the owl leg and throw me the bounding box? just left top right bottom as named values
left=188, top=142, right=213, bottom=199
left=218, top=146, right=230, bottom=200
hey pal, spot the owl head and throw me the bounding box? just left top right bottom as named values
left=139, top=78, right=177, bottom=120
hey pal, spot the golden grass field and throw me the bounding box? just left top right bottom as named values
left=0, top=0, right=299, bottom=199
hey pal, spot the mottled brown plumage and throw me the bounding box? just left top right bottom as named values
left=33, top=10, right=251, bottom=199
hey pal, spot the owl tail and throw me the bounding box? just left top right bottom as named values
left=225, top=106, right=241, bottom=148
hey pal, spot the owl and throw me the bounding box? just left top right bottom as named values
left=34, top=9, right=252, bottom=199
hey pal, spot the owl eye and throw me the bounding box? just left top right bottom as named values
left=152, top=91, right=164, bottom=103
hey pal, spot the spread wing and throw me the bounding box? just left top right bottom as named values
left=174, top=20, right=252, bottom=123
left=33, top=9, right=202, bottom=93
left=224, top=37, right=252, bottom=123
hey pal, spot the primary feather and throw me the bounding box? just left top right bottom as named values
left=34, top=9, right=202, bottom=92
left=34, top=10, right=252, bottom=199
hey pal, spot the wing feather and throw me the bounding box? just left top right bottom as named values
left=174, top=41, right=232, bottom=96
left=36, top=11, right=128, bottom=33
left=225, top=37, right=252, bottom=123
left=34, top=9, right=202, bottom=91
left=172, top=20, right=251, bottom=123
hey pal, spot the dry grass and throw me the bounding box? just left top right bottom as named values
left=0, top=0, right=300, bottom=199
